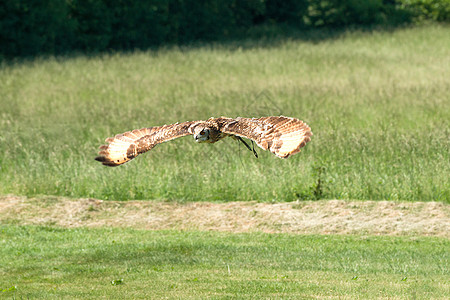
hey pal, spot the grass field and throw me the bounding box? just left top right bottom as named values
left=1, top=25, right=450, bottom=298
left=0, top=25, right=449, bottom=202
left=0, top=225, right=448, bottom=299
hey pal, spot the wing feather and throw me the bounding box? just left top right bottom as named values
left=95, top=121, right=198, bottom=166
left=220, top=116, right=312, bottom=158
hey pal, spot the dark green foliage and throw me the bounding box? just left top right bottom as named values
left=68, top=0, right=170, bottom=52
left=398, top=0, right=450, bottom=22
left=167, top=0, right=267, bottom=42
left=168, top=0, right=237, bottom=42
left=0, top=0, right=448, bottom=57
left=265, top=0, right=309, bottom=27
left=0, top=0, right=75, bottom=57
left=69, top=0, right=112, bottom=51
left=306, top=0, right=385, bottom=27
left=107, top=0, right=169, bottom=50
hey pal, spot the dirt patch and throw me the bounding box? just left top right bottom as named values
left=0, top=195, right=448, bottom=237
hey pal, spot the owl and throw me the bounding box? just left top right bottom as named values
left=95, top=116, right=312, bottom=166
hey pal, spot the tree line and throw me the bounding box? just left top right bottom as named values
left=1, top=0, right=449, bottom=58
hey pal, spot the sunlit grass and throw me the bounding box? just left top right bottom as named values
left=0, top=225, right=448, bottom=298
left=0, top=25, right=449, bottom=202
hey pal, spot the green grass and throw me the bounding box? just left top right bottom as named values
left=0, top=25, right=449, bottom=202
left=0, top=225, right=448, bottom=299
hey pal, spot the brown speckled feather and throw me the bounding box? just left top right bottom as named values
left=220, top=116, right=312, bottom=158
left=95, top=121, right=198, bottom=166
left=95, top=116, right=312, bottom=166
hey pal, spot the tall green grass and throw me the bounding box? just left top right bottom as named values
left=0, top=25, right=449, bottom=202
left=0, top=225, right=448, bottom=298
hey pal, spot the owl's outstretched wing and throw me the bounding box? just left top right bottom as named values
left=95, top=121, right=198, bottom=166
left=220, top=116, right=312, bottom=158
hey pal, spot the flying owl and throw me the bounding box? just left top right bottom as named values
left=95, top=116, right=312, bottom=166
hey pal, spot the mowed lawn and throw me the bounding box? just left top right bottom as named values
left=0, top=25, right=449, bottom=202
left=0, top=225, right=448, bottom=299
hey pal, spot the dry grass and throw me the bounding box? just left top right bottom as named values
left=1, top=195, right=448, bottom=237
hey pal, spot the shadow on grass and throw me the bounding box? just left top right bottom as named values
left=1, top=24, right=413, bottom=65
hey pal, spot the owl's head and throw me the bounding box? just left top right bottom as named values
left=193, top=126, right=210, bottom=143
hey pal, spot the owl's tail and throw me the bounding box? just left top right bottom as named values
left=95, top=128, right=155, bottom=167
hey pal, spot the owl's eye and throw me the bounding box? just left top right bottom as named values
left=200, top=131, right=205, bottom=135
